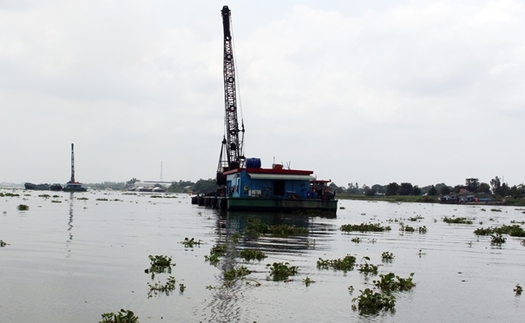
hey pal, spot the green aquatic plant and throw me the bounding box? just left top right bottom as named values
left=358, top=257, right=379, bottom=275
left=491, top=208, right=502, bottom=212
left=351, top=288, right=396, bottom=315
left=490, top=233, right=506, bottom=246
left=38, top=194, right=50, bottom=198
left=340, top=223, right=391, bottom=233
left=231, top=232, right=241, bottom=244
left=145, top=255, right=175, bottom=278
left=96, top=198, right=109, bottom=201
left=317, top=255, right=356, bottom=272
left=17, top=204, right=29, bottom=211
left=418, top=226, right=428, bottom=234
left=2, top=192, right=20, bottom=197
left=267, top=224, right=309, bottom=236
left=99, top=309, right=139, bottom=323
left=224, top=266, right=251, bottom=281
left=303, top=276, right=315, bottom=286
left=443, top=217, right=473, bottom=224
left=244, top=217, right=308, bottom=238
left=407, top=215, right=424, bottom=221
left=147, top=276, right=176, bottom=298
left=474, top=225, right=525, bottom=238
left=400, top=224, right=415, bottom=232
left=205, top=244, right=227, bottom=266
left=244, top=218, right=269, bottom=238
left=179, top=283, right=186, bottom=293
left=181, top=237, right=201, bottom=248
left=351, top=237, right=361, bottom=243
left=381, top=251, right=394, bottom=262
left=267, top=262, right=298, bottom=281
left=373, top=272, right=416, bottom=294
left=514, top=284, right=523, bottom=296
left=239, top=249, right=267, bottom=262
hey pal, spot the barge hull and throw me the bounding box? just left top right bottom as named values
left=223, top=197, right=337, bottom=213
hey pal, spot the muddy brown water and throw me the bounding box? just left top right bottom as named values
left=1, top=190, right=524, bottom=322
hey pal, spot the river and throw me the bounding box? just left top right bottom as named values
left=1, top=189, right=524, bottom=322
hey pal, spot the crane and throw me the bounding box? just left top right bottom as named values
left=216, top=5, right=245, bottom=186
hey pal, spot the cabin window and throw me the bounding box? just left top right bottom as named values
left=273, top=180, right=285, bottom=196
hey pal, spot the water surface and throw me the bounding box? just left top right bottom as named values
left=1, top=190, right=524, bottom=322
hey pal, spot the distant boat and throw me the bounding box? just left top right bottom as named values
left=63, top=182, right=87, bottom=192
left=50, top=184, right=63, bottom=191
left=24, top=182, right=50, bottom=190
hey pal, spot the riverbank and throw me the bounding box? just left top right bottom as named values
left=336, top=194, right=525, bottom=206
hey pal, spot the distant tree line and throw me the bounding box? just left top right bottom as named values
left=86, top=176, right=524, bottom=199
left=333, top=177, right=525, bottom=199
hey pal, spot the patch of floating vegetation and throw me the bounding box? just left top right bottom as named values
left=473, top=224, right=525, bottom=237
left=515, top=284, right=523, bottom=296
left=205, top=244, right=227, bottom=266
left=147, top=276, right=177, bottom=298
left=77, top=197, right=89, bottom=200
left=399, top=224, right=415, bottom=232
left=224, top=266, right=251, bottom=281
left=352, top=288, right=396, bottom=315
left=400, top=224, right=428, bottom=234
left=96, top=198, right=109, bottom=201
left=1, top=192, right=20, bottom=197
left=144, top=255, right=175, bottom=279
left=443, top=216, right=473, bottom=224
left=352, top=271, right=416, bottom=314
left=510, top=220, right=525, bottom=225
left=303, top=276, right=315, bottom=286
left=239, top=249, right=267, bottom=262
left=491, top=208, right=502, bottom=212
left=38, top=194, right=51, bottom=198
left=181, top=237, right=201, bottom=248
left=51, top=200, right=62, bottom=203
left=17, top=204, right=29, bottom=211
left=374, top=272, right=416, bottom=293
left=357, top=257, right=379, bottom=275
left=244, top=217, right=309, bottom=238
left=99, top=309, right=139, bottom=323
left=340, top=223, right=391, bottom=233
left=381, top=251, right=394, bottom=262
left=267, top=262, right=298, bottom=281
left=351, top=237, right=361, bottom=243
left=317, top=255, right=356, bottom=273
left=491, top=233, right=506, bottom=246
left=407, top=215, right=424, bottom=221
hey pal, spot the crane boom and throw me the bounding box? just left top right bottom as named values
left=217, top=5, right=245, bottom=184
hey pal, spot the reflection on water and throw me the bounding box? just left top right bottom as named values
left=68, top=193, right=74, bottom=241
left=1, top=191, right=524, bottom=323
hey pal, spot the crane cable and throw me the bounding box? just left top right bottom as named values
left=230, top=17, right=245, bottom=131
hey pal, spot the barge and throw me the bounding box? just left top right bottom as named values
left=193, top=6, right=337, bottom=214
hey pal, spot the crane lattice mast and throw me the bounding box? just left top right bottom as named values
left=70, top=143, right=75, bottom=183
left=217, top=5, right=245, bottom=184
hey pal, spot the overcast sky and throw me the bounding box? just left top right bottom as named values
left=1, top=0, right=524, bottom=188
